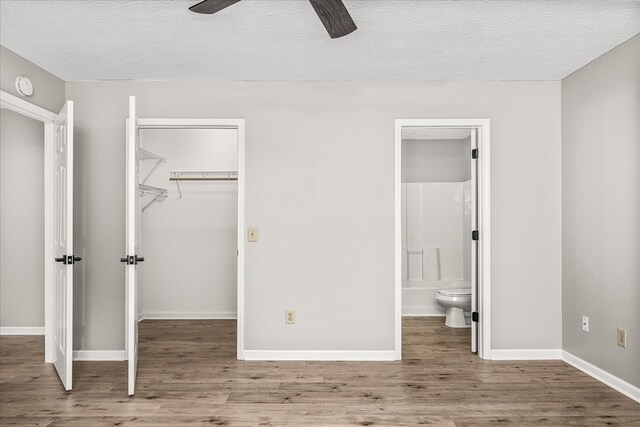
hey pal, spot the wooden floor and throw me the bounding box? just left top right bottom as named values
left=1, top=318, right=639, bottom=426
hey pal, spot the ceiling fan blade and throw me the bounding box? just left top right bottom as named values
left=308, top=0, right=357, bottom=39
left=189, top=0, right=241, bottom=15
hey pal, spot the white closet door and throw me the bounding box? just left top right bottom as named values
left=53, top=101, right=74, bottom=391
left=124, top=96, right=141, bottom=396
left=470, top=129, right=479, bottom=354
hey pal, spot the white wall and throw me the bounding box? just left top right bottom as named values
left=562, top=34, right=639, bottom=386
left=402, top=138, right=470, bottom=182
left=65, top=80, right=562, bottom=353
left=139, top=129, right=238, bottom=319
left=0, top=45, right=65, bottom=330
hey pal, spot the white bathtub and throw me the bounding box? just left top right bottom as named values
left=402, top=280, right=470, bottom=316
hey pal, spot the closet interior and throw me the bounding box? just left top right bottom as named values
left=137, top=128, right=239, bottom=320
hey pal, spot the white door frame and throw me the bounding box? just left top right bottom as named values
left=135, top=117, right=246, bottom=360
left=394, top=119, right=491, bottom=360
left=0, top=90, right=57, bottom=363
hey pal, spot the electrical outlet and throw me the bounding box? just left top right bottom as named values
left=617, top=328, right=627, bottom=348
left=582, top=316, right=589, bottom=332
left=285, top=310, right=295, bottom=324
left=248, top=227, right=258, bottom=242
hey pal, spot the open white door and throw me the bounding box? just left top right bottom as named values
left=470, top=129, right=479, bottom=354
left=53, top=101, right=75, bottom=390
left=123, top=96, right=142, bottom=395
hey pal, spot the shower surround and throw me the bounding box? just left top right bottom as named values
left=402, top=181, right=471, bottom=316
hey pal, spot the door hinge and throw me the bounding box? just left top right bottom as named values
left=472, top=230, right=479, bottom=241
left=472, top=148, right=479, bottom=159
left=472, top=312, right=479, bottom=322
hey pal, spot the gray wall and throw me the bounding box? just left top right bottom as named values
left=0, top=45, right=65, bottom=329
left=0, top=45, right=65, bottom=112
left=0, top=110, right=44, bottom=327
left=401, top=138, right=471, bottom=182
left=66, top=80, right=562, bottom=352
left=562, top=35, right=640, bottom=386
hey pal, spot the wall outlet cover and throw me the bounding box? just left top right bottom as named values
left=285, top=310, right=295, bottom=324
left=617, top=328, right=627, bottom=348
left=582, top=316, right=589, bottom=332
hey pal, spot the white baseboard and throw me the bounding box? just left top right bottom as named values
left=72, top=350, right=125, bottom=361
left=243, top=350, right=395, bottom=361
left=491, top=349, right=562, bottom=360
left=489, top=349, right=639, bottom=403
left=0, top=326, right=44, bottom=335
left=402, top=307, right=444, bottom=317
left=141, top=311, right=237, bottom=320
left=561, top=350, right=640, bottom=403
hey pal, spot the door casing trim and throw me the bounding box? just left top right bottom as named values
left=1, top=90, right=57, bottom=363
left=394, top=118, right=491, bottom=360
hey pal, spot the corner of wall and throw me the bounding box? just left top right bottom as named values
left=0, top=45, right=66, bottom=112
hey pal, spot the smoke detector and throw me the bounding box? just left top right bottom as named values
left=15, top=76, right=34, bottom=97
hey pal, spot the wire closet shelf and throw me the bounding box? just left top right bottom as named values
left=138, top=183, right=168, bottom=212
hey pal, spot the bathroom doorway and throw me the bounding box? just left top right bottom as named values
left=394, top=119, right=491, bottom=360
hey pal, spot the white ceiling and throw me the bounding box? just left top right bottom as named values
left=1, top=0, right=639, bottom=81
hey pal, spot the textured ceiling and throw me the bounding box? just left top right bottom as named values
left=1, top=0, right=639, bottom=81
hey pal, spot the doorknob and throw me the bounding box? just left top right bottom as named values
left=121, top=255, right=144, bottom=265
left=55, top=255, right=82, bottom=264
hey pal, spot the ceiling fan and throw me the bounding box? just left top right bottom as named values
left=189, top=0, right=357, bottom=39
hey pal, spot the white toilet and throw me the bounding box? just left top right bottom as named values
left=435, top=288, right=471, bottom=328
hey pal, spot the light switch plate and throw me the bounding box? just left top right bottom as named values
left=248, top=227, right=258, bottom=242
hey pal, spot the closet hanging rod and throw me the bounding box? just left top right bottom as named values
left=169, top=171, right=238, bottom=181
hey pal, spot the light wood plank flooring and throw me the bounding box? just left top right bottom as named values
left=1, top=318, right=639, bottom=426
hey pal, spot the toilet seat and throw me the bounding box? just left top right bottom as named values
left=437, top=288, right=471, bottom=297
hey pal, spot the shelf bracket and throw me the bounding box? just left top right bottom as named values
left=141, top=158, right=164, bottom=184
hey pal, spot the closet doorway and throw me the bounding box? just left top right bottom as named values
left=123, top=97, right=245, bottom=395
left=394, top=119, right=491, bottom=360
